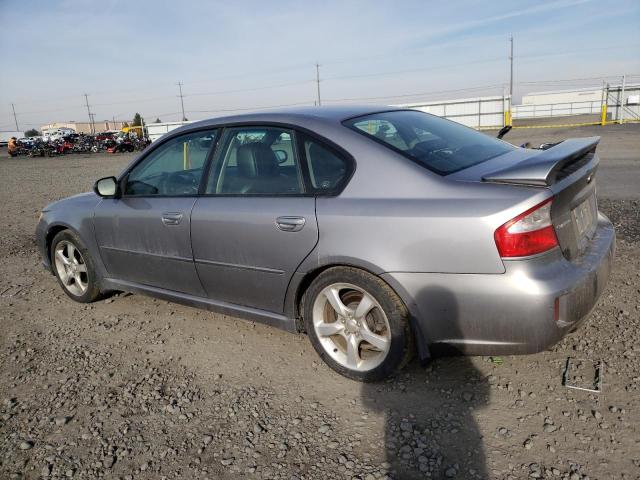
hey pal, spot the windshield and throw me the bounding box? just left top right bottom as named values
left=344, top=110, right=514, bottom=175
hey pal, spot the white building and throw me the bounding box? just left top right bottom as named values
left=521, top=87, right=604, bottom=105
left=396, top=96, right=509, bottom=129
left=514, top=83, right=640, bottom=121
left=147, top=121, right=192, bottom=142
left=41, top=120, right=126, bottom=135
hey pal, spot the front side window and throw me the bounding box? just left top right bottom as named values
left=124, top=130, right=217, bottom=196
left=345, top=110, right=514, bottom=175
left=207, top=127, right=304, bottom=195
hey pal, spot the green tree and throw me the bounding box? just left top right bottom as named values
left=132, top=113, right=144, bottom=127
left=24, top=128, right=40, bottom=137
left=154, top=117, right=162, bottom=123
left=122, top=121, right=129, bottom=128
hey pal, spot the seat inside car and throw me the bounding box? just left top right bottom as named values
left=227, top=142, right=296, bottom=194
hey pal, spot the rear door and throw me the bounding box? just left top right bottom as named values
left=191, top=126, right=318, bottom=313
left=94, top=129, right=218, bottom=295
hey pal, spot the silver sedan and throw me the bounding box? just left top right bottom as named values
left=36, top=106, right=615, bottom=381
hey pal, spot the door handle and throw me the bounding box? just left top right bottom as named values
left=161, top=212, right=183, bottom=226
left=276, top=216, right=306, bottom=232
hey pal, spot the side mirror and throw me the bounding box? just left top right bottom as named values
left=94, top=176, right=119, bottom=197
left=273, top=149, right=288, bottom=164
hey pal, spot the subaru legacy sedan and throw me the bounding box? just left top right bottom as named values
left=36, top=106, right=615, bottom=381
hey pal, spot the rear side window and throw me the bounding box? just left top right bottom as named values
left=301, top=135, right=350, bottom=193
left=206, top=127, right=304, bottom=195
left=344, top=110, right=514, bottom=175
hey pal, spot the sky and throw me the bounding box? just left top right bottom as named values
left=1, top=0, right=639, bottom=131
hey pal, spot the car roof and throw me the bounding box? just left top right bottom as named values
left=183, top=105, right=404, bottom=130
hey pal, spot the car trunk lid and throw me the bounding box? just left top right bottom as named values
left=547, top=154, right=599, bottom=262
left=482, top=137, right=600, bottom=261
left=449, top=137, right=600, bottom=261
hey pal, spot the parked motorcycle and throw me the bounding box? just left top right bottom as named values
left=107, top=138, right=135, bottom=153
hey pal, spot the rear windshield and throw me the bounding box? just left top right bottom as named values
left=344, top=110, right=514, bottom=175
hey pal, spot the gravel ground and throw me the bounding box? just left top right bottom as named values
left=1, top=129, right=639, bottom=480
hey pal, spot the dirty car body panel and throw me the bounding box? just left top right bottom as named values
left=36, top=106, right=615, bottom=359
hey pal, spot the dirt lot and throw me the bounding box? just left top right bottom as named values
left=1, top=124, right=639, bottom=480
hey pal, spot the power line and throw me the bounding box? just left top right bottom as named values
left=187, top=100, right=312, bottom=115
left=322, top=57, right=505, bottom=82
left=5, top=68, right=638, bottom=128
left=144, top=111, right=183, bottom=119
left=324, top=84, right=505, bottom=104
left=184, top=80, right=312, bottom=98
left=183, top=62, right=313, bottom=87
left=517, top=74, right=640, bottom=85
left=5, top=44, right=631, bottom=108
left=11, top=106, right=86, bottom=116
left=92, top=96, right=171, bottom=107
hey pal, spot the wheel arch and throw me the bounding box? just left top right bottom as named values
left=288, top=261, right=431, bottom=362
left=45, top=223, right=75, bottom=268
left=294, top=263, right=377, bottom=321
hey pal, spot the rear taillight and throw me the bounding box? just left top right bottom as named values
left=494, top=198, right=558, bottom=257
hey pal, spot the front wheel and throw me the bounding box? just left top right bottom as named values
left=51, top=230, right=102, bottom=302
left=303, top=267, right=414, bottom=382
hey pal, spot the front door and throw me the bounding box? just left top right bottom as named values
left=191, top=126, right=319, bottom=313
left=94, top=129, right=218, bottom=295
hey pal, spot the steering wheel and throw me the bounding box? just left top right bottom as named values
left=165, top=171, right=199, bottom=195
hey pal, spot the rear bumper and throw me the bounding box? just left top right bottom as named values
left=382, top=213, right=615, bottom=356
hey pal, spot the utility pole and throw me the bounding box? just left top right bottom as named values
left=84, top=93, right=95, bottom=134
left=509, top=35, right=514, bottom=102
left=315, top=62, right=322, bottom=106
left=619, top=74, right=626, bottom=123
left=10, top=103, right=19, bottom=131
left=177, top=82, right=186, bottom=121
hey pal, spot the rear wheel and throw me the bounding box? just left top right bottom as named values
left=51, top=230, right=101, bottom=302
left=303, top=267, right=413, bottom=381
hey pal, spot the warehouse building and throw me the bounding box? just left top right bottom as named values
left=514, top=83, right=640, bottom=122
left=40, top=120, right=126, bottom=136
left=399, top=82, right=639, bottom=129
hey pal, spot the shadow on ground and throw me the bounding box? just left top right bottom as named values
left=361, top=286, right=489, bottom=479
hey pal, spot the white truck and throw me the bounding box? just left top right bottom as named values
left=42, top=127, right=76, bottom=141
left=0, top=131, right=25, bottom=146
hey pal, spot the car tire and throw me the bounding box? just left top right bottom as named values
left=303, top=267, right=414, bottom=382
left=51, top=230, right=102, bottom=303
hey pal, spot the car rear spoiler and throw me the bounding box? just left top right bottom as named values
left=482, top=136, right=600, bottom=187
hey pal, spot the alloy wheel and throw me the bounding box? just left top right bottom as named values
left=53, top=240, right=89, bottom=296
left=312, top=283, right=391, bottom=371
